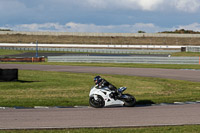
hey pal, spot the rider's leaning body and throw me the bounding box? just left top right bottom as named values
left=93, top=76, right=121, bottom=98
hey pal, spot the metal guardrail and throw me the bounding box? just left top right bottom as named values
left=48, top=56, right=200, bottom=64
left=186, top=47, right=200, bottom=52
left=0, top=47, right=180, bottom=54
left=0, top=43, right=183, bottom=49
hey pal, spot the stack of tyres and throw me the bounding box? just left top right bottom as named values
left=0, top=69, right=18, bottom=81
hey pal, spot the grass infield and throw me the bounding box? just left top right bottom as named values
left=0, top=70, right=199, bottom=107
left=1, top=49, right=200, bottom=132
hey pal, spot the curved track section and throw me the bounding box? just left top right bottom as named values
left=0, top=64, right=200, bottom=82
left=0, top=104, right=200, bottom=129
left=0, top=64, right=200, bottom=129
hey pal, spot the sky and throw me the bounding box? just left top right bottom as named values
left=0, top=0, right=200, bottom=33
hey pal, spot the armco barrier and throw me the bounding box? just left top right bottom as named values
left=0, top=46, right=180, bottom=54
left=47, top=56, right=200, bottom=64
left=186, top=47, right=200, bottom=52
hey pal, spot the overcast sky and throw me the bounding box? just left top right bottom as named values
left=0, top=0, right=200, bottom=33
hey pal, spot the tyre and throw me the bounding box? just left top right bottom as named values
left=89, top=95, right=105, bottom=108
left=122, top=94, right=136, bottom=107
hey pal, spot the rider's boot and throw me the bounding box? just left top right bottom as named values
left=109, top=90, right=117, bottom=100
left=114, top=89, right=122, bottom=99
left=117, top=90, right=122, bottom=98
left=110, top=89, right=122, bottom=100
left=118, top=91, right=122, bottom=98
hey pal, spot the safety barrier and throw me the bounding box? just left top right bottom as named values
left=0, top=43, right=183, bottom=49
left=186, top=47, right=200, bottom=52
left=48, top=56, right=200, bottom=64
left=0, top=47, right=180, bottom=54
left=0, top=69, right=18, bottom=81
left=0, top=57, right=45, bottom=62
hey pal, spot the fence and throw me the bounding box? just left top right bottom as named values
left=186, top=47, right=200, bottom=52
left=0, top=43, right=183, bottom=49
left=0, top=47, right=180, bottom=54
left=48, top=56, right=200, bottom=64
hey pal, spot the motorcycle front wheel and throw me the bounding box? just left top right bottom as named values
left=89, top=95, right=105, bottom=108
left=122, top=94, right=136, bottom=107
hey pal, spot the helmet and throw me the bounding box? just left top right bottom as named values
left=94, top=76, right=102, bottom=85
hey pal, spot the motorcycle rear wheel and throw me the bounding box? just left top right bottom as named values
left=89, top=95, right=105, bottom=108
left=122, top=94, right=136, bottom=107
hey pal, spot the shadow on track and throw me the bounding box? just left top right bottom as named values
left=102, top=100, right=155, bottom=108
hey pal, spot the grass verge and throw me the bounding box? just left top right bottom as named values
left=171, top=52, right=200, bottom=57
left=0, top=49, right=25, bottom=56
left=2, top=61, right=200, bottom=70
left=0, top=70, right=199, bottom=107
left=0, top=125, right=200, bottom=133
left=42, top=62, right=200, bottom=69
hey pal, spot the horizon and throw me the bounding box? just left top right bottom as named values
left=0, top=0, right=200, bottom=33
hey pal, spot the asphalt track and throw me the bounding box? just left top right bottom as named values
left=0, top=52, right=169, bottom=58
left=0, top=64, right=200, bottom=82
left=0, top=64, right=200, bottom=129
left=0, top=104, right=200, bottom=129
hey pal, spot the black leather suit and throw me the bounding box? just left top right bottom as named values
left=96, top=79, right=117, bottom=91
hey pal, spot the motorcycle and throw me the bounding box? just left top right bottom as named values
left=89, top=85, right=136, bottom=108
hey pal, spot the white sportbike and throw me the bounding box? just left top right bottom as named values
left=89, top=85, right=136, bottom=108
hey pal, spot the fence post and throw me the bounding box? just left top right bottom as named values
left=36, top=41, right=38, bottom=57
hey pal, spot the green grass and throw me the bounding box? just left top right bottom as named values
left=0, top=70, right=199, bottom=107
left=44, top=62, right=200, bottom=69
left=0, top=49, right=25, bottom=56
left=171, top=52, right=200, bottom=57
left=1, top=125, right=200, bottom=133
left=0, top=49, right=78, bottom=56
left=2, top=61, right=200, bottom=70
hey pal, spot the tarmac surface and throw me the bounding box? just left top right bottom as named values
left=0, top=63, right=200, bottom=129
left=0, top=104, right=200, bottom=129
left=0, top=52, right=169, bottom=58
left=0, top=64, right=200, bottom=82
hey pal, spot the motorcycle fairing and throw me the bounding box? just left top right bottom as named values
left=90, top=86, right=124, bottom=107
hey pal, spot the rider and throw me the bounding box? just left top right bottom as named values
left=93, top=76, right=121, bottom=98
